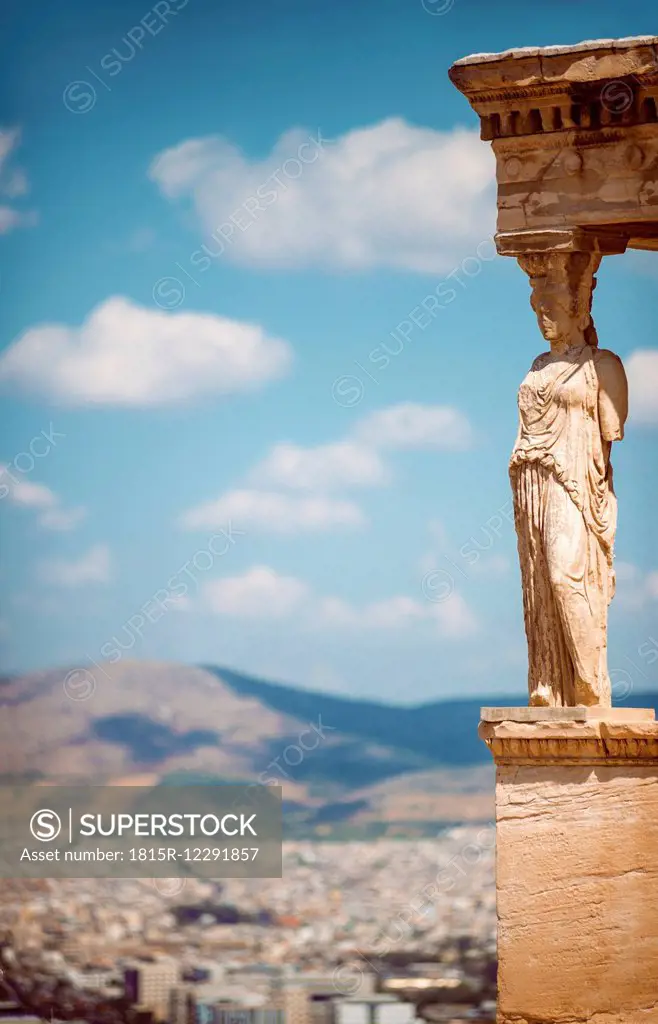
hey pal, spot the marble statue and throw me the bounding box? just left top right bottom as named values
left=509, top=251, right=628, bottom=707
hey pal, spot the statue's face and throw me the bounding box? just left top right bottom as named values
left=530, top=283, right=574, bottom=344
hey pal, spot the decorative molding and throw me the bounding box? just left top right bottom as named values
left=479, top=718, right=658, bottom=765
left=478, top=89, right=658, bottom=141
left=495, top=227, right=629, bottom=256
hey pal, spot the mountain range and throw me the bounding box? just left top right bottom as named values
left=2, top=661, right=655, bottom=835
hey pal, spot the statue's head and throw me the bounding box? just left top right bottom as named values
left=519, top=252, right=600, bottom=349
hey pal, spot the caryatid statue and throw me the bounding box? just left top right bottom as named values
left=510, top=252, right=628, bottom=707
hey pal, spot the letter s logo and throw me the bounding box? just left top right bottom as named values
left=30, top=809, right=62, bottom=842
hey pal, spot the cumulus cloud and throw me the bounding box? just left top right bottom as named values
left=626, top=350, right=658, bottom=425
left=250, top=441, right=388, bottom=492
left=614, top=560, right=658, bottom=611
left=427, top=592, right=479, bottom=637
left=37, top=506, right=87, bottom=531
left=0, top=466, right=85, bottom=531
left=0, top=128, right=35, bottom=233
left=319, top=594, right=424, bottom=630
left=355, top=403, right=474, bottom=450
left=318, top=590, right=477, bottom=637
left=249, top=405, right=473, bottom=495
left=203, top=566, right=308, bottom=619
left=149, top=119, right=496, bottom=273
left=180, top=488, right=364, bottom=534
left=0, top=297, right=292, bottom=407
left=181, top=403, right=474, bottom=535
left=39, top=544, right=112, bottom=587
left=202, top=564, right=478, bottom=638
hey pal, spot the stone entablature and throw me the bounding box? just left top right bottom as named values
left=449, top=36, right=658, bottom=251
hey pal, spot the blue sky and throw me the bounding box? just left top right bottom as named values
left=1, top=0, right=656, bottom=703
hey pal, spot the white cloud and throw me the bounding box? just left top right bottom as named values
left=0, top=465, right=85, bottom=531
left=149, top=119, right=496, bottom=273
left=245, top=405, right=473, bottom=499
left=203, top=566, right=308, bottom=619
left=0, top=130, right=19, bottom=169
left=39, top=544, right=112, bottom=587
left=0, top=472, right=56, bottom=510
left=427, top=592, right=479, bottom=637
left=470, top=553, right=510, bottom=577
left=180, top=402, right=475, bottom=535
left=0, top=129, right=35, bottom=233
left=0, top=297, right=292, bottom=407
left=362, top=596, right=426, bottom=629
left=626, top=350, right=658, bottom=425
left=203, top=564, right=478, bottom=637
left=614, top=560, right=658, bottom=610
left=38, top=506, right=87, bottom=531
left=317, top=590, right=478, bottom=637
left=0, top=206, right=23, bottom=233
left=355, top=403, right=474, bottom=450
left=316, top=595, right=423, bottom=630
left=181, top=488, right=365, bottom=534
left=251, top=440, right=388, bottom=492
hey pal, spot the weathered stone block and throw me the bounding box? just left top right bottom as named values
left=480, top=715, right=658, bottom=1023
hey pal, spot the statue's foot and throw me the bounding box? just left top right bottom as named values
left=529, top=683, right=553, bottom=707
left=573, top=676, right=604, bottom=707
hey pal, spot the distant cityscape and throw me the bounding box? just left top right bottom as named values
left=0, top=830, right=496, bottom=1023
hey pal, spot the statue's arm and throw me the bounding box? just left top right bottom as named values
left=595, top=350, right=628, bottom=442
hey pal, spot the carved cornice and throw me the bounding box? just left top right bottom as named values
left=471, top=76, right=658, bottom=107
left=479, top=718, right=658, bottom=766
left=449, top=36, right=658, bottom=249
left=449, top=36, right=658, bottom=95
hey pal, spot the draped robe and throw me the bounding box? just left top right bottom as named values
left=509, top=343, right=627, bottom=706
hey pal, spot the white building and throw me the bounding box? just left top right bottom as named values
left=335, top=994, right=417, bottom=1024
left=124, top=958, right=179, bottom=1022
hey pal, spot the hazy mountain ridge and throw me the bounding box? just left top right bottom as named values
left=2, top=661, right=655, bottom=831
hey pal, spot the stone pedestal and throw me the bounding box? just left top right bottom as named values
left=480, top=708, right=658, bottom=1024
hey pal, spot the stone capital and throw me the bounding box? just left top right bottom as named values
left=495, top=226, right=629, bottom=257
